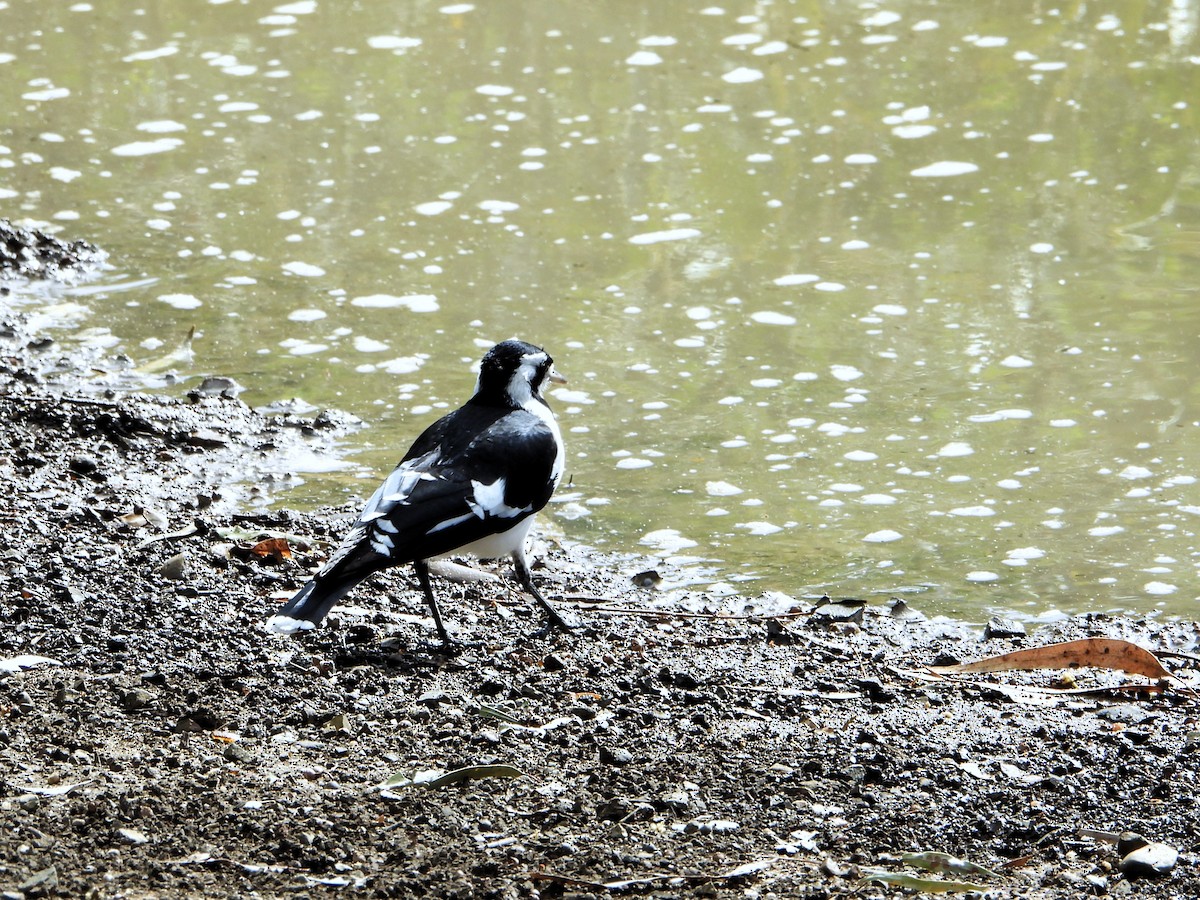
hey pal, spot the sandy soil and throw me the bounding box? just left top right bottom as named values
left=2, top=280, right=1199, bottom=898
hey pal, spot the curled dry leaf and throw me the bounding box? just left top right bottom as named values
left=928, top=638, right=1173, bottom=681
left=250, top=538, right=292, bottom=561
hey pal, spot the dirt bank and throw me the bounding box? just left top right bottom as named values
left=1, top=298, right=1198, bottom=899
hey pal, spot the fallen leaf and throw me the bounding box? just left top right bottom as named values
left=250, top=537, right=292, bottom=561
left=901, top=851, right=1001, bottom=880
left=376, top=764, right=524, bottom=792
left=424, top=764, right=523, bottom=788
left=474, top=706, right=579, bottom=734
left=860, top=869, right=987, bottom=893
left=529, top=858, right=774, bottom=892
left=20, top=780, right=92, bottom=796
left=0, top=654, right=61, bottom=674
left=133, top=326, right=194, bottom=375
left=134, top=519, right=206, bottom=550
left=929, top=638, right=1173, bottom=681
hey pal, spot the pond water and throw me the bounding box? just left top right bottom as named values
left=3, top=1, right=1199, bottom=621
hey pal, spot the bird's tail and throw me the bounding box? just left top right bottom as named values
left=265, top=577, right=358, bottom=635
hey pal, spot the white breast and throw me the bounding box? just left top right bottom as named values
left=449, top=515, right=536, bottom=560
left=525, top=396, right=566, bottom=489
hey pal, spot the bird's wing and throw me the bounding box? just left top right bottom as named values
left=315, top=406, right=560, bottom=582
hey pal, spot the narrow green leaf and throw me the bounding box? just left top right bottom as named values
left=424, top=764, right=524, bottom=788
left=901, top=851, right=1001, bottom=880
left=860, top=869, right=987, bottom=893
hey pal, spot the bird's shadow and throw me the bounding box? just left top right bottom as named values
left=327, top=627, right=583, bottom=673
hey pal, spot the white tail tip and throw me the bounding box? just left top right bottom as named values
left=265, top=615, right=316, bottom=635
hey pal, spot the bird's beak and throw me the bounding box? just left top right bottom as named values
left=548, top=365, right=567, bottom=385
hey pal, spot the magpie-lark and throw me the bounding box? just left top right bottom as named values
left=267, top=339, right=570, bottom=649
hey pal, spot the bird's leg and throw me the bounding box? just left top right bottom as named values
left=413, top=559, right=457, bottom=652
left=511, top=550, right=575, bottom=634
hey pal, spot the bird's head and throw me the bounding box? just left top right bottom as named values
left=475, top=339, right=566, bottom=408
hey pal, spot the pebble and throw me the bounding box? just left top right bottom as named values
left=17, top=793, right=40, bottom=812
left=189, top=375, right=244, bottom=399
left=812, top=598, right=866, bottom=625
left=1117, top=832, right=1178, bottom=877
left=984, top=616, right=1027, bottom=640
left=765, top=619, right=795, bottom=645
left=599, top=746, right=633, bottom=766
left=630, top=569, right=662, bottom=589
left=17, top=865, right=57, bottom=893
left=68, top=454, right=98, bottom=476
left=157, top=553, right=187, bottom=581
left=121, top=689, right=155, bottom=711
left=680, top=817, right=740, bottom=835
left=596, top=797, right=631, bottom=821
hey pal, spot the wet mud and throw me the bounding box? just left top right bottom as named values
left=2, top=285, right=1199, bottom=897
left=0, top=221, right=105, bottom=283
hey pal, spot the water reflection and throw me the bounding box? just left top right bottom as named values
left=2, top=0, right=1199, bottom=619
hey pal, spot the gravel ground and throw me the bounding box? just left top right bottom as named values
left=2, top=304, right=1199, bottom=899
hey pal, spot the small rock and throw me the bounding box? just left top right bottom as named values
left=189, top=376, right=244, bottom=399
left=888, top=598, right=925, bottom=621
left=17, top=865, right=58, bottom=893
left=631, top=569, right=662, bottom=589
left=1097, top=705, right=1159, bottom=726
left=984, top=616, right=1027, bottom=640
left=157, top=553, right=187, bottom=581
left=660, top=789, right=692, bottom=813
left=659, top=668, right=700, bottom=689
left=121, top=689, right=155, bottom=711
left=855, top=677, right=896, bottom=703
left=681, top=817, right=740, bottom=835
left=17, top=793, right=41, bottom=812
left=600, top=746, right=633, bottom=766
left=223, top=743, right=252, bottom=764
left=812, top=598, right=866, bottom=625
left=542, top=654, right=566, bottom=672
left=117, top=827, right=149, bottom=845
left=596, top=797, right=632, bottom=821
left=1117, top=832, right=1178, bottom=877
left=766, top=619, right=795, bottom=645
left=184, top=429, right=228, bottom=449
left=312, top=408, right=363, bottom=430
left=68, top=454, right=98, bottom=476
left=822, top=857, right=848, bottom=877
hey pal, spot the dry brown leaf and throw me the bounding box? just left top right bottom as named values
left=250, top=537, right=292, bottom=561
left=929, top=638, right=1172, bottom=680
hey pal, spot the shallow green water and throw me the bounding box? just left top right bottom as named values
left=3, top=1, right=1200, bottom=620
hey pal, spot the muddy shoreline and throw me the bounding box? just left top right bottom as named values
left=2, top=293, right=1199, bottom=898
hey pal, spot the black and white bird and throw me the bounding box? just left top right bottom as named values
left=267, top=339, right=571, bottom=649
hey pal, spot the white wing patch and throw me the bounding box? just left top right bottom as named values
left=426, top=477, right=532, bottom=536
left=468, top=477, right=532, bottom=519
left=427, top=512, right=474, bottom=535
left=360, top=449, right=440, bottom=521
